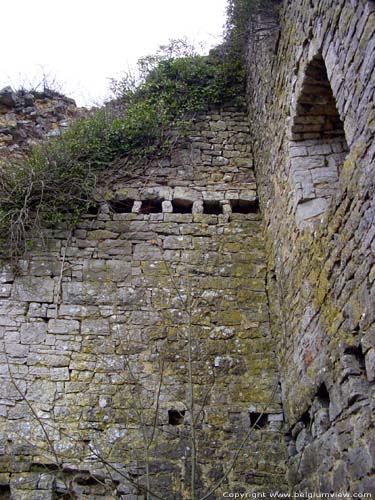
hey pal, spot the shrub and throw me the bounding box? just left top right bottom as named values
left=0, top=36, right=245, bottom=258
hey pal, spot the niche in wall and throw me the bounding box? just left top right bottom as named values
left=109, top=199, right=134, bottom=213
left=230, top=199, right=259, bottom=214
left=289, top=53, right=349, bottom=226
left=172, top=198, right=194, bottom=213
left=0, top=485, right=10, bottom=500
left=249, top=412, right=268, bottom=429
left=140, top=199, right=163, bottom=214
left=203, top=200, right=222, bottom=214
left=168, top=409, right=185, bottom=425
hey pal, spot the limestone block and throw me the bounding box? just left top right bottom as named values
left=212, top=156, right=230, bottom=167
left=173, top=186, right=201, bottom=202
left=50, top=367, right=70, bottom=381
left=97, top=239, right=132, bottom=256
left=26, top=380, right=56, bottom=406
left=311, top=408, right=330, bottom=437
left=5, top=343, right=29, bottom=358
left=0, top=86, right=17, bottom=107
left=341, top=376, right=369, bottom=405
left=82, top=259, right=131, bottom=282
left=289, top=145, right=309, bottom=157
left=365, top=347, right=375, bottom=382
left=1, top=379, right=26, bottom=400
left=149, top=213, right=163, bottom=222
left=192, top=200, right=204, bottom=214
left=239, top=189, right=257, bottom=201
left=0, top=266, right=14, bottom=284
left=27, top=352, right=71, bottom=367
left=311, top=167, right=339, bottom=184
left=4, top=331, right=19, bottom=343
left=340, top=353, right=362, bottom=380
left=81, top=319, right=110, bottom=336
left=162, top=200, right=173, bottom=213
left=48, top=319, right=80, bottom=334
left=347, top=446, right=372, bottom=480
left=163, top=236, right=190, bottom=249
left=142, top=186, right=172, bottom=200
left=28, top=259, right=61, bottom=277
left=132, top=200, right=142, bottom=213
left=291, top=156, right=324, bottom=171
left=27, top=303, right=48, bottom=318
left=87, top=229, right=119, bottom=240
left=225, top=191, right=239, bottom=200
left=292, top=169, right=313, bottom=188
left=295, top=428, right=313, bottom=452
left=307, top=143, right=333, bottom=155
left=0, top=285, right=11, bottom=298
left=296, top=198, right=328, bottom=223
left=210, top=120, right=227, bottom=131
left=12, top=277, right=55, bottom=303
left=117, top=286, right=145, bottom=306
left=0, top=315, right=17, bottom=326
left=113, top=187, right=139, bottom=200
left=20, top=322, right=47, bottom=344
left=203, top=191, right=224, bottom=201
left=133, top=243, right=162, bottom=260
left=222, top=202, right=232, bottom=215
left=164, top=213, right=193, bottom=223
left=62, top=282, right=116, bottom=305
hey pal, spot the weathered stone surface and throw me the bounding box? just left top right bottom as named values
left=247, top=0, right=375, bottom=493
left=12, top=278, right=54, bottom=303
left=365, top=347, right=375, bottom=382
left=296, top=197, right=328, bottom=223
left=20, top=322, right=47, bottom=344
left=47, top=319, right=80, bottom=334
left=0, top=88, right=78, bottom=162
left=0, top=106, right=287, bottom=497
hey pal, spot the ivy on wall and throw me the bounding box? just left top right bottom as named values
left=0, top=3, right=263, bottom=258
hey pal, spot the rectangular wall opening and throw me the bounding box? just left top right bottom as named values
left=316, top=383, right=330, bottom=407
left=249, top=412, right=268, bottom=429
left=203, top=200, right=222, bottom=215
left=168, top=409, right=185, bottom=425
left=140, top=199, right=163, bottom=214
left=172, top=199, right=193, bottom=214
left=0, top=485, right=11, bottom=499
left=230, top=199, right=259, bottom=214
left=109, top=199, right=134, bottom=213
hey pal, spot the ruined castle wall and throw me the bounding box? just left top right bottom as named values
left=0, top=86, right=79, bottom=160
left=0, top=109, right=288, bottom=498
left=246, top=0, right=375, bottom=494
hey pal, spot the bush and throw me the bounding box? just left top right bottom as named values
left=225, top=0, right=281, bottom=57
left=0, top=37, right=245, bottom=258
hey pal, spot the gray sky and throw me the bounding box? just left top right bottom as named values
left=0, top=0, right=227, bottom=106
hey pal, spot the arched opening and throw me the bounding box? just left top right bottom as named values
left=290, top=53, right=349, bottom=225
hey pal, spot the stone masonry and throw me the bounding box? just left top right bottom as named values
left=246, top=0, right=375, bottom=495
left=0, top=86, right=79, bottom=160
left=0, top=108, right=287, bottom=498
left=1, top=0, right=375, bottom=496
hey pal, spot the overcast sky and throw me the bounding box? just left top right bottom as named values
left=0, top=0, right=228, bottom=107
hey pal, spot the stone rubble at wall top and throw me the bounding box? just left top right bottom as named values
left=0, top=85, right=80, bottom=159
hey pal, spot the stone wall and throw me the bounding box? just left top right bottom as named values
left=0, top=86, right=79, bottom=160
left=246, top=0, right=375, bottom=495
left=0, top=108, right=288, bottom=498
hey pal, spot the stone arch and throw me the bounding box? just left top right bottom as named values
left=289, top=52, right=349, bottom=226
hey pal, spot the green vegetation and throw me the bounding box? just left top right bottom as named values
left=0, top=25, right=248, bottom=257
left=0, top=42, right=245, bottom=257
left=225, top=0, right=281, bottom=56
